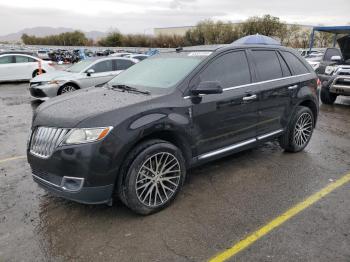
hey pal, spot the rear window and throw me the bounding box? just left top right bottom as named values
left=252, top=50, right=283, bottom=81
left=281, top=51, right=310, bottom=75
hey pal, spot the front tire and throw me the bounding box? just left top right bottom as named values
left=58, top=84, right=78, bottom=95
left=279, top=106, right=314, bottom=152
left=119, top=140, right=186, bottom=215
left=320, top=84, right=337, bottom=104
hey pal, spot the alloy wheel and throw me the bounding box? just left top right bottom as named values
left=61, top=85, right=76, bottom=94
left=135, top=152, right=181, bottom=207
left=293, top=112, right=313, bottom=147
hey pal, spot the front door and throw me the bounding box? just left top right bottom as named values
left=190, top=50, right=259, bottom=158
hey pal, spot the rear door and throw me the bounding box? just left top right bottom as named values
left=190, top=50, right=259, bottom=158
left=249, top=49, right=294, bottom=138
left=14, top=55, right=37, bottom=80
left=0, top=55, right=15, bottom=81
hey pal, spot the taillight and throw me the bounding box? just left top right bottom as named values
left=317, top=78, right=321, bottom=87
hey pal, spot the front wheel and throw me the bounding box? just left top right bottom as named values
left=58, top=84, right=78, bottom=95
left=279, top=106, right=314, bottom=152
left=119, top=140, right=186, bottom=215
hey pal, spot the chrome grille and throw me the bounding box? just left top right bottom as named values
left=30, top=127, right=70, bottom=158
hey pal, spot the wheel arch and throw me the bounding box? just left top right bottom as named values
left=58, top=82, right=80, bottom=95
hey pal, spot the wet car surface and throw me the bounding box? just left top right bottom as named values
left=0, top=83, right=349, bottom=261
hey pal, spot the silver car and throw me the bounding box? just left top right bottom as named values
left=29, top=57, right=138, bottom=99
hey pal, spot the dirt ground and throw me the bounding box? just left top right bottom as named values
left=0, top=83, right=349, bottom=262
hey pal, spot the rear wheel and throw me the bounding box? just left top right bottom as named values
left=320, top=85, right=337, bottom=104
left=58, top=84, right=78, bottom=95
left=279, top=106, right=314, bottom=152
left=118, top=139, right=186, bottom=215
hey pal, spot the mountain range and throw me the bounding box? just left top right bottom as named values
left=0, top=27, right=107, bottom=42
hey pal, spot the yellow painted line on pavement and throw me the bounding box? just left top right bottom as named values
left=0, top=155, right=26, bottom=164
left=210, top=172, right=350, bottom=262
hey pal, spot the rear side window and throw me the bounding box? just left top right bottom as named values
left=0, top=56, right=14, bottom=64
left=277, top=52, right=291, bottom=77
left=252, top=50, right=283, bottom=81
left=198, top=51, right=251, bottom=88
left=91, top=60, right=113, bottom=73
left=281, top=51, right=310, bottom=75
left=117, top=59, right=135, bottom=70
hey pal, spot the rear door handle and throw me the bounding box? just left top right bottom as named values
left=288, top=85, right=298, bottom=90
left=242, top=94, right=257, bottom=101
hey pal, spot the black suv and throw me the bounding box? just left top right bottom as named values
left=27, top=44, right=319, bottom=214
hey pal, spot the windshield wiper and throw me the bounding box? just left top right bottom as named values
left=111, top=84, right=150, bottom=95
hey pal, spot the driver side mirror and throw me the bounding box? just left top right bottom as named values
left=86, top=68, right=95, bottom=76
left=191, top=81, right=223, bottom=96
left=330, top=55, right=342, bottom=62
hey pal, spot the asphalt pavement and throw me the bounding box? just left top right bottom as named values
left=0, top=82, right=349, bottom=261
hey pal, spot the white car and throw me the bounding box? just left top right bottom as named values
left=0, top=53, right=55, bottom=82
left=109, top=52, right=133, bottom=57
left=29, top=57, right=138, bottom=99
left=125, top=54, right=149, bottom=61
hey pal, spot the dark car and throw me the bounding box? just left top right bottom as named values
left=27, top=44, right=319, bottom=215
left=318, top=35, right=350, bottom=104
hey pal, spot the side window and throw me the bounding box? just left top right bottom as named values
left=0, top=56, right=14, bottom=64
left=28, top=57, right=37, bottom=62
left=281, top=51, right=310, bottom=75
left=15, top=56, right=30, bottom=63
left=117, top=59, right=135, bottom=70
left=277, top=52, right=291, bottom=77
left=198, top=51, right=251, bottom=88
left=323, top=48, right=341, bottom=61
left=90, top=60, right=113, bottom=73
left=252, top=50, right=283, bottom=81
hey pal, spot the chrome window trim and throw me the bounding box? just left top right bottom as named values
left=184, top=73, right=311, bottom=99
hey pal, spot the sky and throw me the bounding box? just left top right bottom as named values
left=0, top=0, right=349, bottom=35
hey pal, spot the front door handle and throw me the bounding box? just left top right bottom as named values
left=242, top=94, right=257, bottom=101
left=288, top=85, right=298, bottom=90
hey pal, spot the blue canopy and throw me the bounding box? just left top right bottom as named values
left=232, top=34, right=281, bottom=45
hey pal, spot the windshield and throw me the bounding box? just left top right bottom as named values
left=65, top=59, right=95, bottom=73
left=108, top=53, right=206, bottom=91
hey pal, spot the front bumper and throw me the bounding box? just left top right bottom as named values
left=33, top=172, right=114, bottom=204
left=29, top=83, right=60, bottom=98
left=329, top=76, right=350, bottom=95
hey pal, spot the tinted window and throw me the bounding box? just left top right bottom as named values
left=117, top=59, right=135, bottom=70
left=281, top=51, right=310, bottom=75
left=252, top=50, right=282, bottom=81
left=0, top=56, right=13, bottom=64
left=15, top=55, right=35, bottom=63
left=198, top=51, right=251, bottom=88
left=91, top=60, right=113, bottom=73
left=277, top=52, right=291, bottom=76
left=323, top=48, right=341, bottom=61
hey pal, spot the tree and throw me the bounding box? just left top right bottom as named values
left=98, top=32, right=123, bottom=47
left=239, top=14, right=285, bottom=37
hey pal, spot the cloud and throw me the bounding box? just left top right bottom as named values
left=0, top=0, right=349, bottom=35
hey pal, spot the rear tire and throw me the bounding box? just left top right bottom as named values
left=320, top=84, right=337, bottom=105
left=118, top=139, right=186, bottom=215
left=279, top=106, right=314, bottom=152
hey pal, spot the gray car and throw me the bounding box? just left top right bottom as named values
left=29, top=57, right=138, bottom=99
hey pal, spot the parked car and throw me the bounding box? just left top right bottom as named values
left=37, top=50, right=50, bottom=60
left=0, top=53, right=55, bottom=82
left=29, top=57, right=137, bottom=99
left=305, top=47, right=342, bottom=73
left=318, top=35, right=350, bottom=104
left=110, top=52, right=133, bottom=57
left=125, top=54, right=149, bottom=61
left=27, top=43, right=318, bottom=215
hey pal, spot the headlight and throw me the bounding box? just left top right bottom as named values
left=325, top=65, right=337, bottom=75
left=63, top=127, right=113, bottom=145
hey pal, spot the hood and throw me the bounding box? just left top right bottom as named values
left=31, top=70, right=75, bottom=82
left=33, top=87, right=162, bottom=128
left=337, top=35, right=350, bottom=61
